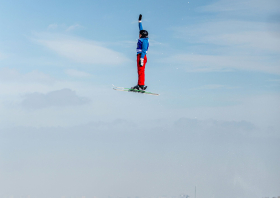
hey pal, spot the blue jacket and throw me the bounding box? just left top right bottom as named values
left=136, top=22, right=149, bottom=58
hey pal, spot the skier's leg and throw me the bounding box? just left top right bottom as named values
left=137, top=54, right=142, bottom=85
left=138, top=55, right=147, bottom=86
left=131, top=55, right=141, bottom=90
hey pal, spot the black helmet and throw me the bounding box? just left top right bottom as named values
left=140, top=30, right=148, bottom=38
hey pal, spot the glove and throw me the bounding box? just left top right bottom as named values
left=139, top=58, right=144, bottom=66
left=138, top=14, right=142, bottom=22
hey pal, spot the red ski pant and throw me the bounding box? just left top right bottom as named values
left=137, top=54, right=147, bottom=86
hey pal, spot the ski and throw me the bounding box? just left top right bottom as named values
left=112, top=85, right=159, bottom=96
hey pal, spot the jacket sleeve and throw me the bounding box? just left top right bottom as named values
left=139, top=22, right=143, bottom=31
left=141, top=39, right=148, bottom=58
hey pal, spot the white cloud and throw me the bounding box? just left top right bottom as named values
left=171, top=19, right=280, bottom=73
left=174, top=21, right=280, bottom=53
left=0, top=118, right=279, bottom=198
left=35, top=34, right=130, bottom=65
left=47, top=23, right=83, bottom=31
left=170, top=0, right=280, bottom=74
left=47, top=23, right=58, bottom=29
left=267, top=78, right=280, bottom=82
left=0, top=51, right=8, bottom=60
left=0, top=70, right=279, bottom=131
left=21, top=88, right=90, bottom=109
left=190, top=84, right=226, bottom=90
left=163, top=53, right=280, bottom=74
left=173, top=118, right=256, bottom=133
left=0, top=68, right=95, bottom=102
left=198, top=0, right=280, bottom=15
left=65, top=69, right=92, bottom=77
left=0, top=67, right=54, bottom=84
left=213, top=31, right=280, bottom=52
left=66, top=24, right=83, bottom=31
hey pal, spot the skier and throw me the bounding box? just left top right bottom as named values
left=131, top=14, right=149, bottom=90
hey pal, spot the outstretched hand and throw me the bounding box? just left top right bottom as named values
left=138, top=14, right=142, bottom=22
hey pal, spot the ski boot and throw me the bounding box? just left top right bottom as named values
left=131, top=85, right=140, bottom=90
left=139, top=85, right=147, bottom=90
left=131, top=85, right=147, bottom=90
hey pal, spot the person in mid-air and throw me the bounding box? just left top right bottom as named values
left=131, top=14, right=149, bottom=90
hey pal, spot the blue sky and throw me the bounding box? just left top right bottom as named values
left=0, top=0, right=279, bottom=127
left=0, top=0, right=280, bottom=198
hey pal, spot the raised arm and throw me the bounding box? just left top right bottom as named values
left=138, top=14, right=143, bottom=31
